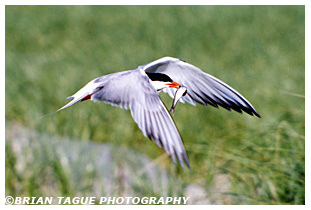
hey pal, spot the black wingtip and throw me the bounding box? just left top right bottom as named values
left=244, top=105, right=261, bottom=118
left=254, top=111, right=261, bottom=118
left=243, top=109, right=261, bottom=118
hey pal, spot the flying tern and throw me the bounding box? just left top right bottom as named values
left=54, top=57, right=260, bottom=168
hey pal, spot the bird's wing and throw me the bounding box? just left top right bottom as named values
left=92, top=69, right=190, bottom=168
left=143, top=57, right=260, bottom=117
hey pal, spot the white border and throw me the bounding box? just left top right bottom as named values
left=2, top=1, right=309, bottom=209
left=1, top=0, right=309, bottom=6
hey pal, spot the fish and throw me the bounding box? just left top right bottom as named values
left=169, top=85, right=187, bottom=116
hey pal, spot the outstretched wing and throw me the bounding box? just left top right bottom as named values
left=92, top=69, right=190, bottom=168
left=142, top=57, right=260, bottom=117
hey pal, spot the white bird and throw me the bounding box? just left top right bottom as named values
left=55, top=57, right=260, bottom=168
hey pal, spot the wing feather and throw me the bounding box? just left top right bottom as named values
left=143, top=57, right=260, bottom=117
left=92, top=69, right=190, bottom=168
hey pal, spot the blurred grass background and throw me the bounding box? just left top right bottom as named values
left=5, top=5, right=304, bottom=204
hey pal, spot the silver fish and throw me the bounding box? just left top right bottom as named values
left=169, top=86, right=187, bottom=116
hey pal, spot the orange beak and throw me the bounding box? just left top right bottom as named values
left=168, top=81, right=181, bottom=89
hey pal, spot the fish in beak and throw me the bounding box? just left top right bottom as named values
left=169, top=85, right=187, bottom=116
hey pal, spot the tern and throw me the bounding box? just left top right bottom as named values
left=54, top=57, right=260, bottom=168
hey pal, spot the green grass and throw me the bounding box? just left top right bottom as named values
left=5, top=5, right=305, bottom=204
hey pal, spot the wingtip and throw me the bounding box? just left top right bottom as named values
left=177, top=158, right=191, bottom=169
left=248, top=106, right=261, bottom=118
left=183, top=153, right=191, bottom=169
left=182, top=160, right=191, bottom=169
left=255, top=111, right=261, bottom=118
left=174, top=151, right=191, bottom=169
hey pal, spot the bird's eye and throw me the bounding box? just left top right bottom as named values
left=96, top=86, right=104, bottom=91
